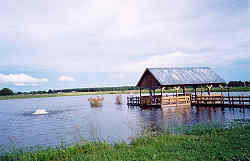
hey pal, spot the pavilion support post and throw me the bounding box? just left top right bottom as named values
left=149, top=89, right=152, bottom=96
left=140, top=88, right=141, bottom=97
left=207, top=85, right=213, bottom=96
left=160, top=87, right=163, bottom=104
left=201, top=85, right=203, bottom=96
left=194, top=86, right=197, bottom=97
left=174, top=86, right=180, bottom=105
left=152, top=89, right=154, bottom=104
left=182, top=86, right=186, bottom=95
left=227, top=87, right=230, bottom=104
left=219, top=85, right=223, bottom=96
left=174, top=86, right=180, bottom=97
left=149, top=89, right=152, bottom=104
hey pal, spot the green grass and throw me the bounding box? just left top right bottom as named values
left=211, top=86, right=250, bottom=92
left=0, top=91, right=129, bottom=100
left=0, top=86, right=250, bottom=100
left=1, top=125, right=249, bottom=161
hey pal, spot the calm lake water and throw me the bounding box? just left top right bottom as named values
left=0, top=92, right=249, bottom=151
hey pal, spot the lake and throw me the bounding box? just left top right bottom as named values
left=0, top=92, right=249, bottom=151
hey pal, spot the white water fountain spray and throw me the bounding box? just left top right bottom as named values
left=32, top=109, right=48, bottom=115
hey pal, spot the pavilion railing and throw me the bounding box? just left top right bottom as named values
left=191, top=95, right=250, bottom=106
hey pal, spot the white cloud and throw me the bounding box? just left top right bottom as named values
left=0, top=73, right=48, bottom=86
left=58, top=76, right=76, bottom=82
left=116, top=51, right=250, bottom=73
left=0, top=0, right=249, bottom=78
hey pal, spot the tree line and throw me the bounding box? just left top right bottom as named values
left=0, top=86, right=139, bottom=96
left=0, top=81, right=249, bottom=96
left=228, top=81, right=250, bottom=87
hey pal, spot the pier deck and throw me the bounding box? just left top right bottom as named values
left=191, top=95, right=250, bottom=108
left=127, top=95, right=250, bottom=108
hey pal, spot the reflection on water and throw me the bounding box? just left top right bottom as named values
left=145, top=105, right=249, bottom=134
left=0, top=93, right=249, bottom=151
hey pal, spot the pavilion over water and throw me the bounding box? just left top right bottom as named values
left=127, top=67, right=250, bottom=108
left=137, top=67, right=226, bottom=96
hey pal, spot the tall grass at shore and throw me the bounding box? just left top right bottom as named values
left=1, top=123, right=249, bottom=161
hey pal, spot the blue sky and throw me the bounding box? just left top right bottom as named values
left=0, top=0, right=249, bottom=92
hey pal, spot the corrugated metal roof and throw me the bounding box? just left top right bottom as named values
left=147, top=67, right=225, bottom=86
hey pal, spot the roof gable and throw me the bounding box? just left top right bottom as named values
left=136, top=68, right=161, bottom=88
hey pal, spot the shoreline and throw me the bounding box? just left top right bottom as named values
left=0, top=86, right=250, bottom=101
left=1, top=125, right=249, bottom=161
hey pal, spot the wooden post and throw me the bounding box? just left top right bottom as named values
left=219, top=84, right=224, bottom=104
left=182, top=86, right=186, bottom=95
left=200, top=85, right=203, bottom=96
left=219, top=85, right=223, bottom=96
left=194, top=86, right=197, bottom=104
left=161, top=87, right=163, bottom=96
left=140, top=88, right=141, bottom=97
left=152, top=89, right=155, bottom=103
left=207, top=85, right=212, bottom=96
left=174, top=86, right=180, bottom=105
left=149, top=89, right=152, bottom=105
left=174, top=86, right=180, bottom=97
left=227, top=87, right=230, bottom=104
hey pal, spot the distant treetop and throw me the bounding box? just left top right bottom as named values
left=0, top=88, right=15, bottom=96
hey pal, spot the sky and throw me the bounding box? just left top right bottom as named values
left=0, top=0, right=249, bottom=92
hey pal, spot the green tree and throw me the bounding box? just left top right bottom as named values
left=48, top=89, right=53, bottom=94
left=0, top=88, right=14, bottom=96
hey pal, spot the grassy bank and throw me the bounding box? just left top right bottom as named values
left=0, top=91, right=133, bottom=100
left=0, top=86, right=250, bottom=100
left=1, top=125, right=249, bottom=161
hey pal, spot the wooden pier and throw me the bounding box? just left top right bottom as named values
left=127, top=95, right=250, bottom=108
left=191, top=95, right=250, bottom=107
left=127, top=95, right=191, bottom=108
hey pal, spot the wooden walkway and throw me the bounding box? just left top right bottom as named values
left=127, top=95, right=250, bottom=108
left=127, top=95, right=191, bottom=107
left=127, top=96, right=141, bottom=106
left=191, top=95, right=250, bottom=108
